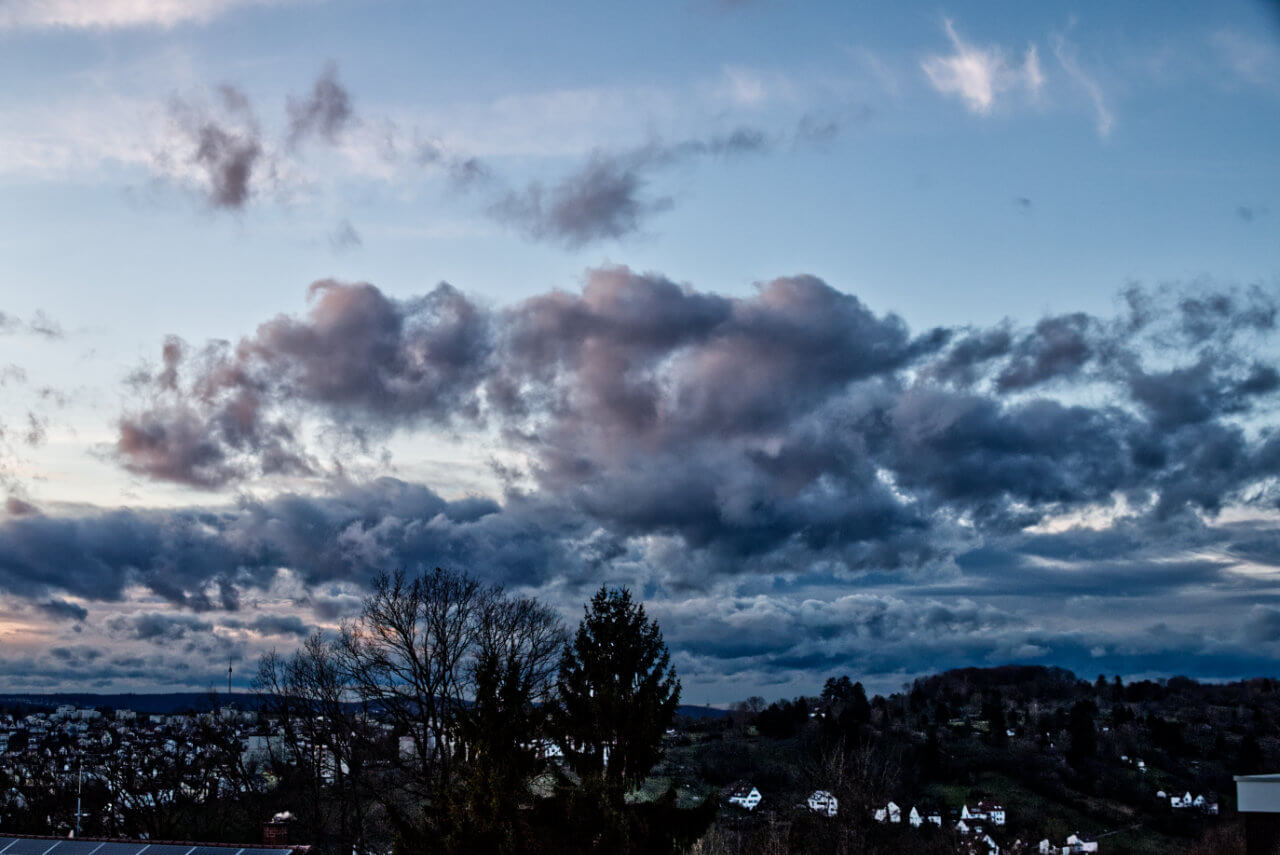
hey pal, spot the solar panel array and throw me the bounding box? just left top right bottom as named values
left=0, top=839, right=295, bottom=855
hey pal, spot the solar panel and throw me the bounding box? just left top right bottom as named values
left=243, top=849, right=293, bottom=855
left=187, top=848, right=237, bottom=855
left=2, top=839, right=61, bottom=855
left=92, top=843, right=149, bottom=855
left=138, top=846, right=194, bottom=855
left=50, top=842, right=109, bottom=855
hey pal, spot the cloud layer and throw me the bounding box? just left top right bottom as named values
left=0, top=270, right=1264, bottom=693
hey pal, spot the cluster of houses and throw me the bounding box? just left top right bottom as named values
left=869, top=799, right=1006, bottom=853
left=0, top=702, right=399, bottom=833
left=1158, top=789, right=1219, bottom=814
left=1037, top=833, right=1099, bottom=853
left=872, top=798, right=1005, bottom=829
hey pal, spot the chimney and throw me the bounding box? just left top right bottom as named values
left=263, top=811, right=294, bottom=846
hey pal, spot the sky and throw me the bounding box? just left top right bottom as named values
left=1, top=0, right=1279, bottom=703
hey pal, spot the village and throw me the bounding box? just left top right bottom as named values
left=0, top=662, right=1256, bottom=854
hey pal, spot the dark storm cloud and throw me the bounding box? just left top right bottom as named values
left=108, top=612, right=213, bottom=642
left=491, top=130, right=771, bottom=248
left=0, top=476, right=589, bottom=609
left=223, top=614, right=311, bottom=637
left=995, top=312, right=1099, bottom=390
left=286, top=62, right=353, bottom=147
left=35, top=598, right=88, bottom=622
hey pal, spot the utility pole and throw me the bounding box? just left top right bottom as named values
left=228, top=657, right=234, bottom=700
left=73, top=753, right=82, bottom=838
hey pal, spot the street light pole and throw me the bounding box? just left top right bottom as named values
left=74, top=753, right=82, bottom=838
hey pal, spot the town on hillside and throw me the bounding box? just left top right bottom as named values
left=0, top=662, right=1267, bottom=854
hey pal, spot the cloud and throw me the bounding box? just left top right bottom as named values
left=1212, top=30, right=1280, bottom=90
left=286, top=62, right=353, bottom=147
left=0, top=476, right=588, bottom=610
left=0, top=310, right=64, bottom=339
left=1051, top=35, right=1113, bottom=137
left=159, top=85, right=267, bottom=209
left=0, top=0, right=313, bottom=30
left=1238, top=205, right=1270, bottom=223
left=155, top=66, right=354, bottom=210
left=35, top=598, right=88, bottom=622
left=11, top=272, right=1280, bottom=695
left=490, top=129, right=770, bottom=247
left=493, top=149, right=675, bottom=248
left=922, top=19, right=1044, bottom=114
left=108, top=612, right=214, bottom=642
left=224, top=613, right=311, bottom=637
left=108, top=270, right=1280, bottom=601
left=117, top=279, right=490, bottom=486
left=329, top=219, right=362, bottom=251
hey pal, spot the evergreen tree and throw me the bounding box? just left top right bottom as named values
left=552, top=587, right=681, bottom=803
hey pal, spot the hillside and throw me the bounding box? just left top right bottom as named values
left=663, top=665, right=1266, bottom=853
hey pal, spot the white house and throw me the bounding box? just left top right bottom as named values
left=886, top=800, right=901, bottom=823
left=908, top=805, right=922, bottom=827
left=926, top=807, right=943, bottom=827
left=807, top=790, right=837, bottom=817
left=1065, top=832, right=1099, bottom=853
left=978, top=800, right=1006, bottom=825
left=1171, top=791, right=1194, bottom=809
left=727, top=782, right=762, bottom=811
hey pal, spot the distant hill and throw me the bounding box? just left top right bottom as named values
left=0, top=691, right=727, bottom=719
left=0, top=692, right=263, bottom=714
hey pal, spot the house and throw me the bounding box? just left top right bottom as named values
left=925, top=806, right=943, bottom=827
left=807, top=790, right=837, bottom=817
left=1065, top=832, right=1099, bottom=853
left=978, top=800, right=1006, bottom=825
left=1171, top=791, right=1194, bottom=809
left=908, top=805, right=922, bottom=827
left=727, top=781, right=762, bottom=811
left=886, top=800, right=901, bottom=823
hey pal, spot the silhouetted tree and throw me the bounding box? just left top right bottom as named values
left=552, top=587, right=681, bottom=805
